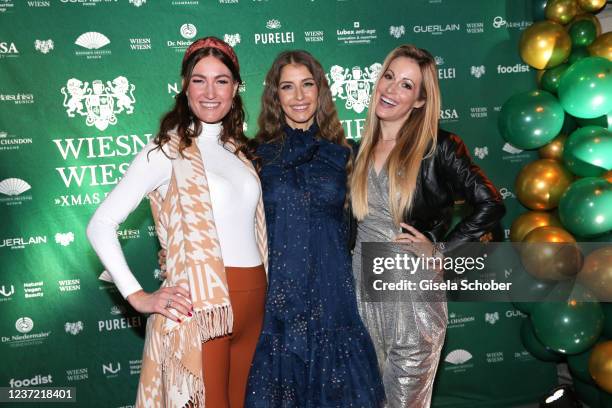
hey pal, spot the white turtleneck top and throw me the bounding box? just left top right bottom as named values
left=87, top=122, right=262, bottom=299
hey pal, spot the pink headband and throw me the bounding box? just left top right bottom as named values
left=182, top=36, right=240, bottom=72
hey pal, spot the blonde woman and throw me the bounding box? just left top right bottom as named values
left=349, top=45, right=505, bottom=407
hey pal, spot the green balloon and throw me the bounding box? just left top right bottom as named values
left=569, top=19, right=598, bottom=47
left=559, top=57, right=612, bottom=119
left=568, top=46, right=591, bottom=65
left=568, top=345, right=597, bottom=383
left=574, top=379, right=603, bottom=408
left=531, top=284, right=603, bottom=354
left=559, top=178, right=612, bottom=236
left=520, top=318, right=564, bottom=362
left=576, top=112, right=612, bottom=131
left=563, top=126, right=612, bottom=177
left=499, top=90, right=565, bottom=149
left=541, top=64, right=569, bottom=93
left=510, top=267, right=556, bottom=313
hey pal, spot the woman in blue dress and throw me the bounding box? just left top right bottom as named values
left=245, top=50, right=385, bottom=408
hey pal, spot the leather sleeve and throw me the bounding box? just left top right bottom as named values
left=437, top=133, right=506, bottom=253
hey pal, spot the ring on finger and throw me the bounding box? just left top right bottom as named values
left=165, top=298, right=173, bottom=309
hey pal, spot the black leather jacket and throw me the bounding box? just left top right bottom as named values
left=348, top=129, right=506, bottom=253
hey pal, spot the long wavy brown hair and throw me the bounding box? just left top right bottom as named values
left=256, top=50, right=351, bottom=184
left=153, top=45, right=251, bottom=160
left=350, top=44, right=441, bottom=225
left=256, top=50, right=347, bottom=146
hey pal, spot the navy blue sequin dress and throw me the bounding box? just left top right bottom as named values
left=245, top=124, right=384, bottom=408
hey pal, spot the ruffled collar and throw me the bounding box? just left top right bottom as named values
left=280, top=122, right=320, bottom=167
left=257, top=122, right=349, bottom=171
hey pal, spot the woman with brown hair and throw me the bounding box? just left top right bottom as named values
left=87, top=37, right=268, bottom=407
left=244, top=50, right=384, bottom=407
left=349, top=44, right=505, bottom=407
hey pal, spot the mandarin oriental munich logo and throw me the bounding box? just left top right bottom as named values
left=75, top=32, right=110, bottom=50
left=327, top=63, right=382, bottom=114
left=61, top=77, right=135, bottom=131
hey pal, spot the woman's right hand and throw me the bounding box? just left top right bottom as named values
left=127, top=287, right=192, bottom=323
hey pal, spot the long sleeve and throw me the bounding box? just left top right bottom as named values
left=87, top=141, right=171, bottom=299
left=438, top=133, right=506, bottom=253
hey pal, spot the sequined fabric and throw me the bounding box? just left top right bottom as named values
left=245, top=124, right=385, bottom=408
left=352, top=167, right=447, bottom=408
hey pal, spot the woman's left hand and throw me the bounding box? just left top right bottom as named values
left=394, top=223, right=434, bottom=256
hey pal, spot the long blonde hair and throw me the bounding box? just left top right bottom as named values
left=350, top=44, right=441, bottom=225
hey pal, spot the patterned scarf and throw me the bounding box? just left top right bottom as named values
left=132, top=133, right=268, bottom=407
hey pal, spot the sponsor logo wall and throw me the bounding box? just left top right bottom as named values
left=0, top=1, right=568, bottom=407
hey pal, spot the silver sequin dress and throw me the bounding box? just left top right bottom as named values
left=352, top=166, right=447, bottom=408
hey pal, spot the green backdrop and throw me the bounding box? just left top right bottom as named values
left=1, top=1, right=563, bottom=407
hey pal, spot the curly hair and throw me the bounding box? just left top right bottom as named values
left=153, top=44, right=251, bottom=160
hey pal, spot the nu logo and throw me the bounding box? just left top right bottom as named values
left=0, top=284, right=15, bottom=297
left=102, top=362, right=121, bottom=375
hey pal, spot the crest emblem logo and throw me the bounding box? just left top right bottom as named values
left=389, top=25, right=405, bottom=39
left=34, top=39, right=54, bottom=54
left=471, top=65, right=486, bottom=78
left=327, top=63, right=382, bottom=114
left=485, top=312, right=499, bottom=325
left=129, top=0, right=146, bottom=6
left=61, top=76, right=136, bottom=131
left=180, top=24, right=197, bottom=39
left=474, top=146, right=488, bottom=159
left=55, top=232, right=75, bottom=247
left=65, top=321, right=84, bottom=335
left=224, top=33, right=241, bottom=47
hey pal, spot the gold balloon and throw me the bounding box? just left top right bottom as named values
left=515, top=159, right=574, bottom=210
left=521, top=226, right=582, bottom=280
left=603, top=170, right=612, bottom=183
left=588, top=32, right=612, bottom=62
left=589, top=341, right=612, bottom=393
left=510, top=211, right=563, bottom=242
left=539, top=133, right=568, bottom=160
left=520, top=21, right=572, bottom=69
left=578, top=0, right=606, bottom=12
left=546, top=0, right=579, bottom=24
left=572, top=13, right=602, bottom=36
left=578, top=247, right=612, bottom=300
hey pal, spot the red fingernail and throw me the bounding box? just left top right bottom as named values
left=177, top=319, right=182, bottom=323
left=188, top=312, right=192, bottom=317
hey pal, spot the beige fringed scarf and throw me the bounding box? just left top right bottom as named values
left=134, top=133, right=268, bottom=407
